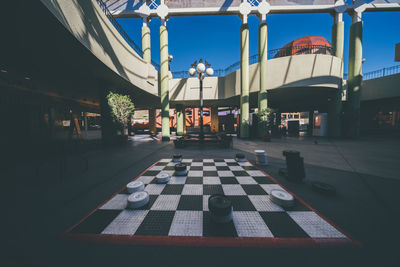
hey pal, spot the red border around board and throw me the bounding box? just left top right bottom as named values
left=61, top=158, right=362, bottom=248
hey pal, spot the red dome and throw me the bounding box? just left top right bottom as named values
left=274, top=36, right=332, bottom=58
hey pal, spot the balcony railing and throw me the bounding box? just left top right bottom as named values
left=344, top=65, right=400, bottom=81
left=172, top=45, right=333, bottom=78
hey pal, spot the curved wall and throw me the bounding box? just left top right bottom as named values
left=170, top=54, right=343, bottom=103
left=40, top=0, right=158, bottom=96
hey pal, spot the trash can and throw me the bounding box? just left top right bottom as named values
left=282, top=150, right=305, bottom=182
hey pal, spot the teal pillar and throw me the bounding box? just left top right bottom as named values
left=346, top=15, right=363, bottom=138
left=258, top=21, right=268, bottom=137
left=142, top=20, right=151, bottom=63
left=240, top=23, right=250, bottom=138
left=176, top=104, right=184, bottom=136
left=328, top=13, right=344, bottom=137
left=160, top=22, right=170, bottom=141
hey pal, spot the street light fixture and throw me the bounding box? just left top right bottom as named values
left=188, top=59, right=213, bottom=140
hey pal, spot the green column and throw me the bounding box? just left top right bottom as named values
left=258, top=22, right=268, bottom=137
left=346, top=20, right=363, bottom=138
left=160, top=23, right=170, bottom=141
left=240, top=23, right=250, bottom=138
left=328, top=16, right=344, bottom=137
left=176, top=104, right=184, bottom=136
left=142, top=21, right=151, bottom=63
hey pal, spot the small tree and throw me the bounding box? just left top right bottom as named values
left=257, top=107, right=276, bottom=137
left=107, top=91, right=135, bottom=136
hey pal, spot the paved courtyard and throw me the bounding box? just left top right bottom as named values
left=3, top=135, right=400, bottom=266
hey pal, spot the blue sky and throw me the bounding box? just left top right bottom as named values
left=117, top=11, right=399, bottom=74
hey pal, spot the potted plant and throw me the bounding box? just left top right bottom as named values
left=107, top=91, right=135, bottom=144
left=257, top=108, right=276, bottom=142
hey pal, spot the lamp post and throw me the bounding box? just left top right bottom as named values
left=188, top=59, right=214, bottom=140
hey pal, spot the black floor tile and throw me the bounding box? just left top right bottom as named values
left=259, top=212, right=309, bottom=238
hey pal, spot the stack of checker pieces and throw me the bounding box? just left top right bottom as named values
left=65, top=158, right=357, bottom=247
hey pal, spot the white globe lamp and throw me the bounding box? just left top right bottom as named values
left=206, top=67, right=214, bottom=76
left=188, top=67, right=196, bottom=77
left=196, top=62, right=206, bottom=73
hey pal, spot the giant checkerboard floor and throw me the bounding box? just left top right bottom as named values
left=64, top=158, right=358, bottom=247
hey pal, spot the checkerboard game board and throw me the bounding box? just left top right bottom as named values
left=63, top=159, right=359, bottom=247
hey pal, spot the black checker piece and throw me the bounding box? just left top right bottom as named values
left=219, top=177, right=239, bottom=184
left=161, top=184, right=184, bottom=195
left=241, top=184, right=267, bottom=195
left=185, top=177, right=202, bottom=184
left=259, top=212, right=309, bottom=238
left=227, top=196, right=256, bottom=211
left=203, top=212, right=237, bottom=237
left=71, top=210, right=121, bottom=234
left=177, top=195, right=203, bottom=211
left=203, top=185, right=224, bottom=195
left=253, top=176, right=275, bottom=184
left=135, top=211, right=175, bottom=236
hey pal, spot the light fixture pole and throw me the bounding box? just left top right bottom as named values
left=188, top=59, right=214, bottom=140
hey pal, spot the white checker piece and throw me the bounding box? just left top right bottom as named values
left=288, top=211, right=346, bottom=238
left=188, top=170, right=203, bottom=177
left=229, top=165, right=244, bottom=171
left=247, top=170, right=265, bottom=177
left=248, top=195, right=284, bottom=212
left=236, top=176, right=257, bottom=185
left=136, top=176, right=154, bottom=185
left=102, top=210, right=148, bottom=235
left=232, top=211, right=273, bottom=237
left=203, top=166, right=217, bottom=171
left=160, top=159, right=171, bottom=163
left=222, top=184, right=246, bottom=196
left=168, top=211, right=203, bottom=236
left=182, top=185, right=203, bottom=195
left=215, top=162, right=228, bottom=166
left=151, top=195, right=180, bottom=210
left=203, top=159, right=214, bottom=163
left=169, top=176, right=187, bottom=184
left=145, top=184, right=166, bottom=195
left=150, top=165, right=165, bottom=171
left=203, top=176, right=221, bottom=185
left=260, top=184, right=285, bottom=194
left=191, top=162, right=203, bottom=166
left=203, top=195, right=210, bottom=211
left=100, top=194, right=128, bottom=210
left=218, top=171, right=234, bottom=177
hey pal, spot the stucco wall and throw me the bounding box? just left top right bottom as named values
left=170, top=54, right=343, bottom=102
left=361, top=73, right=400, bottom=101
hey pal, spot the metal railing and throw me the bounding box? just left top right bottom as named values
left=172, top=45, right=333, bottom=78
left=96, top=0, right=161, bottom=71
left=344, top=65, right=400, bottom=81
